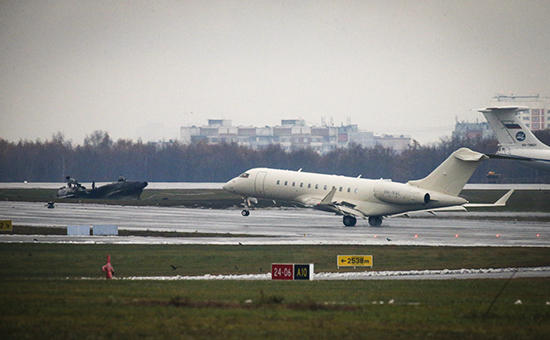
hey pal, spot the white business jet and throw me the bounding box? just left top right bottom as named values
left=223, top=148, right=513, bottom=227
left=479, top=106, right=550, bottom=170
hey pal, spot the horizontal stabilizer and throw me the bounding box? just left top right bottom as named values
left=389, top=189, right=514, bottom=217
left=464, top=189, right=514, bottom=208
left=389, top=205, right=467, bottom=218
left=478, top=106, right=528, bottom=112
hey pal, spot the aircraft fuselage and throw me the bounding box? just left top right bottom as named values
left=223, top=168, right=466, bottom=218
left=495, top=147, right=550, bottom=170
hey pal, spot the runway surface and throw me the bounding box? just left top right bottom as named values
left=1, top=201, right=549, bottom=247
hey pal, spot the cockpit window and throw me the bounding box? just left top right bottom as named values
left=239, top=173, right=250, bottom=178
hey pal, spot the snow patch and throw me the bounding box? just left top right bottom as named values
left=72, top=266, right=550, bottom=281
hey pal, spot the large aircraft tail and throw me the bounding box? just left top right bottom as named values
left=479, top=106, right=550, bottom=150
left=408, top=148, right=487, bottom=196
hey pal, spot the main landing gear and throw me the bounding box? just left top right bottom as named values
left=343, top=215, right=357, bottom=227
left=241, top=209, right=250, bottom=216
left=368, top=216, right=383, bottom=227
left=342, top=215, right=383, bottom=227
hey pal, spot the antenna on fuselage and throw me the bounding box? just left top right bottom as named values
left=357, top=174, right=362, bottom=178
left=298, top=168, right=302, bottom=172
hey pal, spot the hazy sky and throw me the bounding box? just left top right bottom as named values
left=1, top=0, right=549, bottom=144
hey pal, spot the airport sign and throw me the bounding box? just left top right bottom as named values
left=337, top=255, right=373, bottom=268
left=272, top=263, right=314, bottom=280
left=294, top=264, right=314, bottom=280
left=271, top=264, right=293, bottom=280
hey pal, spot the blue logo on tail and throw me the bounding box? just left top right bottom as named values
left=516, top=131, right=526, bottom=142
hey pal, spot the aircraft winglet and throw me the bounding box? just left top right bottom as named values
left=320, top=186, right=337, bottom=205
left=494, top=189, right=514, bottom=206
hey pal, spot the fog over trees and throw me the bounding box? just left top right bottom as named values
left=1, top=130, right=549, bottom=183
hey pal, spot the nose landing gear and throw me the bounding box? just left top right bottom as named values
left=240, top=197, right=257, bottom=217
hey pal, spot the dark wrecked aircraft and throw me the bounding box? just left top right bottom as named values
left=57, top=176, right=148, bottom=199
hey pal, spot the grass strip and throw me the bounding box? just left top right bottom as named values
left=0, top=279, right=549, bottom=339
left=1, top=243, right=549, bottom=279
left=1, top=243, right=549, bottom=338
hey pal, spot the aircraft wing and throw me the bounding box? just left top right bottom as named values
left=297, top=195, right=328, bottom=207
left=105, top=189, right=126, bottom=198
left=388, top=190, right=514, bottom=218
left=296, top=189, right=368, bottom=218
left=295, top=187, right=339, bottom=207
left=333, top=204, right=368, bottom=218
left=56, top=193, right=76, bottom=199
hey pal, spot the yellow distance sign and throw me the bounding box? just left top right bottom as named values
left=337, top=255, right=373, bottom=268
left=0, top=220, right=13, bottom=232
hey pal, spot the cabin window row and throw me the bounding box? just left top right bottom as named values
left=275, top=180, right=358, bottom=193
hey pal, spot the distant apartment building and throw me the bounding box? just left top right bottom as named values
left=490, top=94, right=550, bottom=130
left=452, top=120, right=494, bottom=140
left=180, top=119, right=411, bottom=153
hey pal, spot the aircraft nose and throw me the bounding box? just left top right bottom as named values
left=222, top=179, right=235, bottom=192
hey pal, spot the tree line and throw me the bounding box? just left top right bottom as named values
left=1, top=130, right=549, bottom=183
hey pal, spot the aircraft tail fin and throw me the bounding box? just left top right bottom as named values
left=408, top=148, right=487, bottom=196
left=478, top=106, right=550, bottom=150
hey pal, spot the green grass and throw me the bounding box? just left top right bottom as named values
left=2, top=244, right=550, bottom=278
left=0, top=188, right=60, bottom=202
left=1, top=244, right=550, bottom=339
left=1, top=279, right=549, bottom=339
left=0, top=188, right=243, bottom=208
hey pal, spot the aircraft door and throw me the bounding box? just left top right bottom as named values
left=255, top=171, right=267, bottom=196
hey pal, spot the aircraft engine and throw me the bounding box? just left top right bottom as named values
left=373, top=182, right=431, bottom=205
